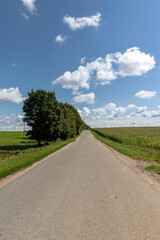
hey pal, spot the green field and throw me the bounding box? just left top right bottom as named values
left=92, top=127, right=160, bottom=174
left=0, top=131, right=77, bottom=179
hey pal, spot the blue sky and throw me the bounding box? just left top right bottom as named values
left=0, top=0, right=160, bottom=130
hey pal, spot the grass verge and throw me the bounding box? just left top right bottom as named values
left=91, top=130, right=160, bottom=174
left=145, top=165, right=160, bottom=174
left=0, top=135, right=78, bottom=180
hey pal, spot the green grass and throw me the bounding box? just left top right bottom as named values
left=145, top=165, right=160, bottom=174
left=0, top=131, right=34, bottom=145
left=0, top=131, right=78, bottom=179
left=91, top=128, right=160, bottom=174
left=94, top=127, right=160, bottom=149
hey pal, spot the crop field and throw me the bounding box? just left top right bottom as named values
left=94, top=127, right=160, bottom=149
left=0, top=131, right=77, bottom=179
left=92, top=127, right=160, bottom=174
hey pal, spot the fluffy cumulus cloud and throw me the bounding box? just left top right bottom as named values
left=133, top=106, right=147, bottom=114
left=0, top=87, right=25, bottom=104
left=52, top=47, right=155, bottom=90
left=0, top=114, right=24, bottom=131
left=78, top=107, right=90, bottom=118
left=73, top=92, right=95, bottom=104
left=21, top=0, right=37, bottom=14
left=63, top=12, right=101, bottom=30
left=126, top=104, right=136, bottom=109
left=77, top=103, right=160, bottom=128
left=143, top=106, right=160, bottom=117
left=102, top=103, right=126, bottom=119
left=135, top=90, right=157, bottom=99
left=52, top=66, right=90, bottom=91
left=83, top=102, right=131, bottom=120
left=92, top=107, right=106, bottom=116
left=79, top=102, right=160, bottom=127
left=117, top=47, right=155, bottom=76
left=55, top=34, right=68, bottom=45
left=87, top=55, right=117, bottom=85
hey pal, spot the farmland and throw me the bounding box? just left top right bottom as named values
left=92, top=127, right=160, bottom=174
left=0, top=131, right=77, bottom=179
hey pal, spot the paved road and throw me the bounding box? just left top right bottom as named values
left=1, top=131, right=160, bottom=239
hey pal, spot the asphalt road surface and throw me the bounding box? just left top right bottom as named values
left=1, top=130, right=160, bottom=240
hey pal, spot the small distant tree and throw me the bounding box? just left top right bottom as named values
left=23, top=89, right=59, bottom=145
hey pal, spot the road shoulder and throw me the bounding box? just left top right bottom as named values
left=93, top=133, right=160, bottom=192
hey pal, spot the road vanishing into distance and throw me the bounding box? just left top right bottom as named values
left=1, top=130, right=160, bottom=239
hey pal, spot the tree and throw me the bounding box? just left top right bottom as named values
left=23, top=89, right=59, bottom=145
left=23, top=89, right=88, bottom=145
left=57, top=103, right=87, bottom=140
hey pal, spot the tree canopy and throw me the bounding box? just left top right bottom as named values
left=23, top=89, right=87, bottom=145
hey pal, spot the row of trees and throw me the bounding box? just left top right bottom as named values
left=23, top=89, right=88, bottom=145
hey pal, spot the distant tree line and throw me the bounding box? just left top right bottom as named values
left=23, top=89, right=88, bottom=145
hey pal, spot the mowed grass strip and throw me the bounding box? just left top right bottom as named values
left=0, top=131, right=78, bottom=179
left=91, top=128, right=160, bottom=174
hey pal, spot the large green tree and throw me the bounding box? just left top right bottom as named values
left=23, top=89, right=88, bottom=145
left=23, top=89, right=59, bottom=145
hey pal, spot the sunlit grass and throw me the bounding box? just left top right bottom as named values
left=145, top=165, right=160, bottom=174
left=92, top=128, right=160, bottom=174
left=0, top=131, right=77, bottom=179
left=94, top=127, right=160, bottom=149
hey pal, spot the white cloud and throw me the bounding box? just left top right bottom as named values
left=81, top=57, right=86, bottom=64
left=52, top=47, right=155, bottom=90
left=126, top=104, right=136, bottom=109
left=52, top=66, right=90, bottom=91
left=21, top=0, right=37, bottom=14
left=55, top=34, right=68, bottom=45
left=107, top=108, right=126, bottom=119
left=0, top=87, right=25, bottom=104
left=78, top=103, right=160, bottom=128
left=131, top=106, right=147, bottom=115
left=105, top=103, right=117, bottom=111
left=73, top=92, right=95, bottom=104
left=117, top=47, right=155, bottom=77
left=0, top=114, right=24, bottom=131
left=86, top=117, right=160, bottom=128
left=78, top=107, right=90, bottom=118
left=21, top=12, right=30, bottom=20
left=136, top=106, right=147, bottom=113
left=143, top=106, right=160, bottom=117
left=135, top=90, right=157, bottom=99
left=92, top=103, right=127, bottom=119
left=92, top=107, right=106, bottom=116
left=81, top=103, right=160, bottom=126
left=87, top=55, right=117, bottom=85
left=63, top=12, right=101, bottom=30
